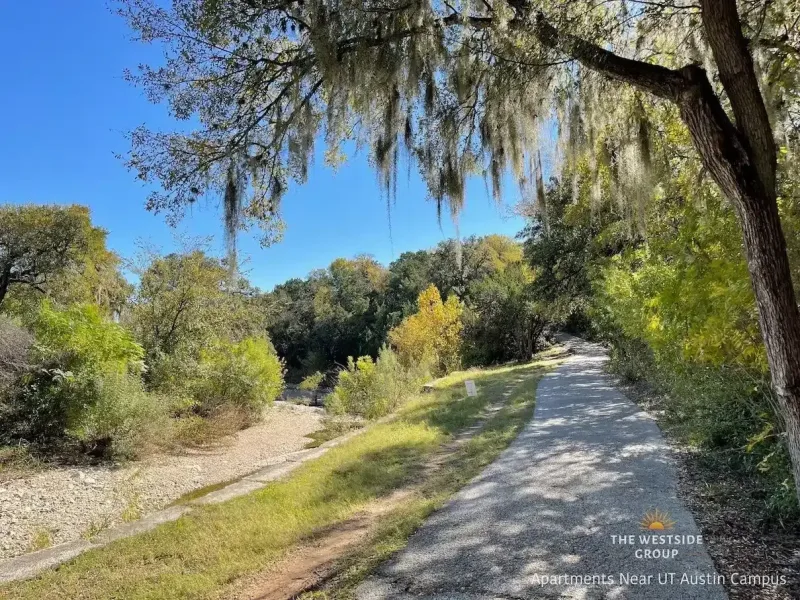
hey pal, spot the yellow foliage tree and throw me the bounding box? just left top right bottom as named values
left=388, top=285, right=463, bottom=376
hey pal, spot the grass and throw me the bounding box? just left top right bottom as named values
left=27, top=529, right=53, bottom=553
left=120, top=494, right=143, bottom=524
left=0, top=445, right=41, bottom=483
left=167, top=477, right=244, bottom=506
left=0, top=356, right=557, bottom=600
left=80, top=517, right=112, bottom=542
left=304, top=416, right=364, bottom=449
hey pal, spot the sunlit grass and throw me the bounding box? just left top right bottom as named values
left=0, top=356, right=554, bottom=600
left=301, top=373, right=543, bottom=599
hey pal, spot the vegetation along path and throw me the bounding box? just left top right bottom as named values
left=0, top=355, right=556, bottom=599
left=356, top=336, right=726, bottom=600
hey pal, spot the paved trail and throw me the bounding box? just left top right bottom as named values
left=357, top=337, right=726, bottom=599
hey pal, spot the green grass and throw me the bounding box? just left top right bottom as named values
left=0, top=357, right=556, bottom=600
left=303, top=372, right=544, bottom=599
left=304, top=416, right=364, bottom=449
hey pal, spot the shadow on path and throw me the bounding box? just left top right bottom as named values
left=356, top=337, right=727, bottom=599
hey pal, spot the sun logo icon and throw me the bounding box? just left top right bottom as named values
left=640, top=509, right=676, bottom=530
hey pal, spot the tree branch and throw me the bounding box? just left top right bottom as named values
left=700, top=0, right=776, bottom=198
left=528, top=11, right=688, bottom=101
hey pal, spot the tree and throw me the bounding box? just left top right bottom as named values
left=267, top=255, right=387, bottom=375
left=119, top=0, right=800, bottom=499
left=388, top=284, right=463, bottom=375
left=522, top=178, right=608, bottom=331
left=0, top=205, right=93, bottom=307
left=129, top=250, right=265, bottom=359
left=47, top=226, right=132, bottom=316
left=383, top=250, right=435, bottom=328
left=430, top=235, right=523, bottom=304
left=465, top=262, right=547, bottom=364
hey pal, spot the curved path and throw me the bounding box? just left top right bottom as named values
left=357, top=337, right=726, bottom=599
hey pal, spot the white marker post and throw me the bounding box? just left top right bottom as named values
left=465, top=380, right=478, bottom=397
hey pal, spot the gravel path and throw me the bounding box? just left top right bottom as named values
left=356, top=337, right=727, bottom=600
left=0, top=403, right=322, bottom=559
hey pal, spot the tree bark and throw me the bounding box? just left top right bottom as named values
left=701, top=0, right=777, bottom=198
left=676, top=65, right=800, bottom=501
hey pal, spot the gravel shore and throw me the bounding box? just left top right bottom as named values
left=0, top=403, right=323, bottom=560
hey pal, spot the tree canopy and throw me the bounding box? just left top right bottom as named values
left=0, top=205, right=103, bottom=308
left=119, top=0, right=798, bottom=234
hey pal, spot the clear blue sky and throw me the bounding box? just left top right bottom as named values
left=0, top=2, right=527, bottom=291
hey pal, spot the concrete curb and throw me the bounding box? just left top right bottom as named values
left=0, top=429, right=361, bottom=584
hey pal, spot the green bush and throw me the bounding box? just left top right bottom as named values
left=193, top=337, right=284, bottom=417
left=0, top=316, right=33, bottom=391
left=326, top=347, right=423, bottom=419
left=65, top=372, right=169, bottom=459
left=142, top=350, right=203, bottom=415
left=298, top=371, right=324, bottom=391
left=28, top=301, right=144, bottom=375
left=1, top=365, right=73, bottom=444
left=0, top=302, right=165, bottom=458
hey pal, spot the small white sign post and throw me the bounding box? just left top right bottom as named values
left=465, top=380, right=478, bottom=397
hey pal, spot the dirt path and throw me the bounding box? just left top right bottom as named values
left=0, top=403, right=322, bottom=559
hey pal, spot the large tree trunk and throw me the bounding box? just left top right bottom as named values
left=737, top=190, right=800, bottom=502
left=677, top=65, right=800, bottom=500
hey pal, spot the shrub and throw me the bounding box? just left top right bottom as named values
left=2, top=367, right=169, bottom=458
left=65, top=372, right=169, bottom=459
left=143, top=350, right=203, bottom=415
left=27, top=301, right=144, bottom=375
left=171, top=407, right=251, bottom=448
left=326, top=347, right=422, bottom=419
left=1, top=302, right=163, bottom=458
left=193, top=336, right=284, bottom=417
left=1, top=365, right=74, bottom=444
left=298, top=371, right=324, bottom=391
left=0, top=316, right=33, bottom=391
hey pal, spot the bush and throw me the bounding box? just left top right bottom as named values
left=2, top=368, right=169, bottom=459
left=326, top=347, right=423, bottom=419
left=28, top=301, right=144, bottom=375
left=0, top=302, right=164, bottom=459
left=193, top=337, right=284, bottom=417
left=65, top=372, right=169, bottom=459
left=298, top=371, right=324, bottom=391
left=171, top=407, right=252, bottom=448
left=1, top=365, right=73, bottom=444
left=143, top=350, right=203, bottom=415
left=0, top=316, right=33, bottom=391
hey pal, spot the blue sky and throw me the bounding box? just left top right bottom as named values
left=0, top=2, right=527, bottom=291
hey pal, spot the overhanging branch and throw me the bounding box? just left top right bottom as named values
left=528, top=11, right=688, bottom=101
